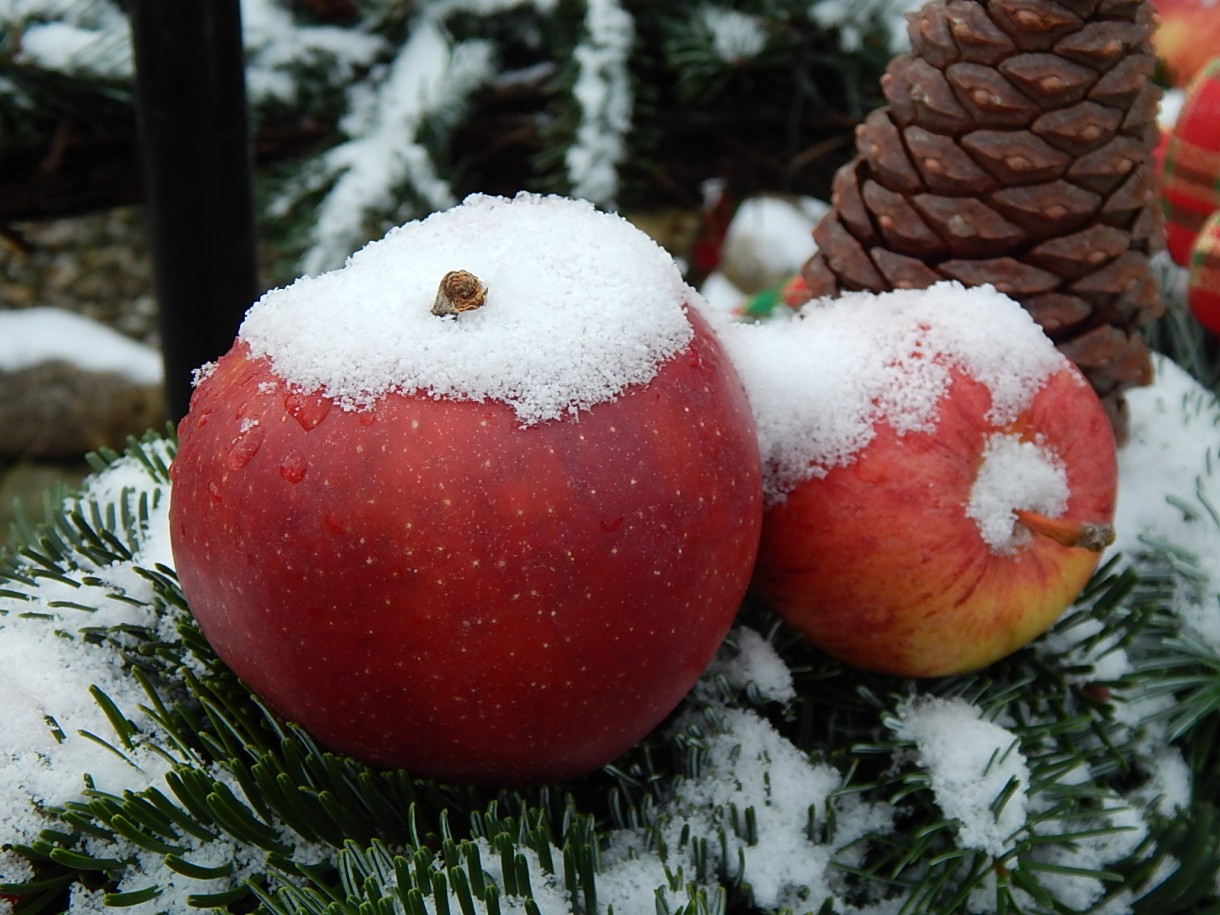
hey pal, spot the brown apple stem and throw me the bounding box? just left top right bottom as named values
left=1013, top=509, right=1115, bottom=552
left=432, top=270, right=487, bottom=316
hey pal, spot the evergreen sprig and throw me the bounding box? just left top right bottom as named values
left=4, top=401, right=1220, bottom=915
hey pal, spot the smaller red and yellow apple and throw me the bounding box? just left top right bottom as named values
left=721, top=282, right=1118, bottom=677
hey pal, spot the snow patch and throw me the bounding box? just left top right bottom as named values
left=566, top=0, right=633, bottom=204
left=718, top=282, right=1066, bottom=504
left=702, top=7, right=767, bottom=62
left=240, top=193, right=695, bottom=424
left=13, top=10, right=130, bottom=76
left=0, top=307, right=163, bottom=384
left=1116, top=355, right=1220, bottom=654
left=717, top=195, right=827, bottom=294
left=1134, top=749, right=1192, bottom=817
left=423, top=0, right=559, bottom=18
left=967, top=433, right=1069, bottom=553
left=647, top=707, right=888, bottom=912
left=808, top=0, right=925, bottom=52
left=895, top=697, right=1029, bottom=857
left=0, top=448, right=175, bottom=859
left=698, top=626, right=797, bottom=704
left=242, top=0, right=385, bottom=105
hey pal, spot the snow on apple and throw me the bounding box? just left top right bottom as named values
left=169, top=192, right=763, bottom=784
left=719, top=282, right=1119, bottom=677
left=967, top=432, right=1068, bottom=554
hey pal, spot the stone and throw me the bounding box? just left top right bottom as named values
left=0, top=361, right=165, bottom=459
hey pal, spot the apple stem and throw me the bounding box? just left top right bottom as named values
left=432, top=270, right=487, bottom=316
left=1012, top=509, right=1115, bottom=552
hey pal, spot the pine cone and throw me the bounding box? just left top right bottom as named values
left=801, top=0, right=1165, bottom=438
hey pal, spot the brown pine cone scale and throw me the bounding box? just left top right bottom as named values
left=801, top=0, right=1164, bottom=438
left=988, top=0, right=1084, bottom=50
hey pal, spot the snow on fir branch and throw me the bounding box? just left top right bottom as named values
left=807, top=0, right=927, bottom=53
left=6, top=353, right=1220, bottom=913
left=700, top=7, right=768, bottom=65
left=290, top=20, right=496, bottom=275
left=2, top=0, right=385, bottom=107
left=239, top=3, right=384, bottom=110
left=564, top=0, right=633, bottom=207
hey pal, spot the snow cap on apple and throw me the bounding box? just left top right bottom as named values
left=238, top=194, right=696, bottom=421
left=720, top=282, right=1118, bottom=677
left=170, top=193, right=763, bottom=785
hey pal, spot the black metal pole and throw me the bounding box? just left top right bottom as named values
left=129, top=0, right=261, bottom=422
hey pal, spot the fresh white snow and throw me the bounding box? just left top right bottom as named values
left=710, top=195, right=827, bottom=300
left=0, top=307, right=163, bottom=384
left=240, top=193, right=695, bottom=424
left=894, top=697, right=1029, bottom=857
left=808, top=0, right=927, bottom=53
left=565, top=0, right=634, bottom=205
left=967, top=433, right=1070, bottom=553
left=1114, top=355, right=1220, bottom=654
left=701, top=7, right=768, bottom=63
left=717, top=282, right=1068, bottom=504
left=299, top=21, right=496, bottom=276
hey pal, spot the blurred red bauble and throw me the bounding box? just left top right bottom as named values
left=1161, top=57, right=1220, bottom=265
left=1188, top=209, right=1220, bottom=332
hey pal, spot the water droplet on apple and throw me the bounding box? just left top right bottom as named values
left=688, top=345, right=704, bottom=370
left=323, top=513, right=347, bottom=535
left=600, top=515, right=624, bottom=533
left=358, top=410, right=376, bottom=427
left=279, top=453, right=308, bottom=483
left=285, top=391, right=332, bottom=431
left=225, top=423, right=265, bottom=470
left=207, top=481, right=223, bottom=505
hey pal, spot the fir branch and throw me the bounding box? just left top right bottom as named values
left=7, top=421, right=1220, bottom=914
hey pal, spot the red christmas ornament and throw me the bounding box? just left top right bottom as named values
left=1161, top=57, right=1220, bottom=265
left=1189, top=209, right=1220, bottom=332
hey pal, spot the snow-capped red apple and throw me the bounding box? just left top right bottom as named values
left=721, top=283, right=1117, bottom=678
left=169, top=194, right=763, bottom=784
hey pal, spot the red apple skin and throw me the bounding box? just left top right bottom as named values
left=752, top=365, right=1117, bottom=678
left=169, top=308, right=762, bottom=784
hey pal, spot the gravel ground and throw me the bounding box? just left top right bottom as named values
left=2, top=207, right=159, bottom=343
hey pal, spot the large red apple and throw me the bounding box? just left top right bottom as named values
left=723, top=283, right=1118, bottom=677
left=169, top=194, right=763, bottom=784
